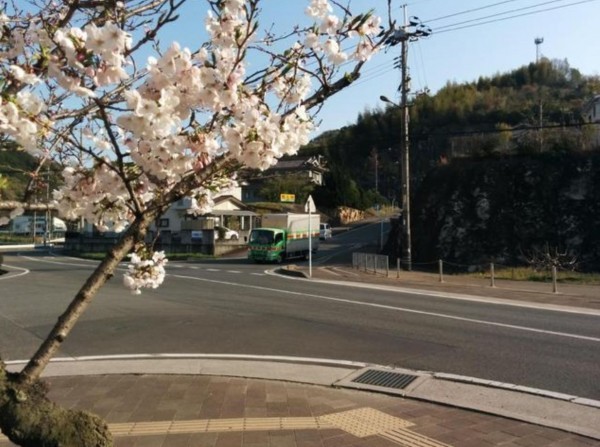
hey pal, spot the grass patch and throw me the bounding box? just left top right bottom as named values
left=166, top=252, right=214, bottom=261
left=468, top=266, right=600, bottom=285
left=0, top=234, right=41, bottom=244
left=69, top=252, right=107, bottom=260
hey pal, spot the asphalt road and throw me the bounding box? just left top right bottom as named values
left=1, top=224, right=599, bottom=401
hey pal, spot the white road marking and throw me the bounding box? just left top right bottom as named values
left=227, top=270, right=242, bottom=274
left=12, top=255, right=599, bottom=342
left=270, top=271, right=600, bottom=317
left=170, top=273, right=600, bottom=343
left=0, top=264, right=30, bottom=280
left=19, top=255, right=99, bottom=268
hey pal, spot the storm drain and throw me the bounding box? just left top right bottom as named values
left=351, top=369, right=418, bottom=390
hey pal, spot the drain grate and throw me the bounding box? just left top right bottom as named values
left=351, top=369, right=418, bottom=390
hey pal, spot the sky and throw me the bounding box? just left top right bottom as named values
left=161, top=0, right=600, bottom=135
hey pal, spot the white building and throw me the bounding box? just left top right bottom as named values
left=582, top=95, right=600, bottom=148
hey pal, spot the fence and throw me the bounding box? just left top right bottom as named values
left=60, top=233, right=246, bottom=257
left=352, top=253, right=600, bottom=294
left=352, top=252, right=389, bottom=276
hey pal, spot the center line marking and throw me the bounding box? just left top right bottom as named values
left=170, top=274, right=600, bottom=343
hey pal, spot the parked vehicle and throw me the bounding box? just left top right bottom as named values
left=247, top=213, right=320, bottom=263
left=215, top=225, right=239, bottom=240
left=319, top=223, right=332, bottom=240
left=11, top=216, right=67, bottom=235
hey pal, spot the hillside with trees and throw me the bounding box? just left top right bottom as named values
left=0, top=145, right=62, bottom=203
left=0, top=145, right=38, bottom=201
left=293, top=59, right=600, bottom=269
left=302, top=58, right=600, bottom=210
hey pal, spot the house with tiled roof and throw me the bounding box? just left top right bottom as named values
left=241, top=155, right=327, bottom=203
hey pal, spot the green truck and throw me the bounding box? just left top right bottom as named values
left=247, top=213, right=320, bottom=263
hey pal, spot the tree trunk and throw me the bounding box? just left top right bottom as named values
left=1, top=359, right=112, bottom=447
left=0, top=212, right=157, bottom=446
left=17, top=225, right=139, bottom=385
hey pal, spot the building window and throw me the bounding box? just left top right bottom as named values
left=158, top=218, right=169, bottom=228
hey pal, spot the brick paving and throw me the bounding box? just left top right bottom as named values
left=1, top=374, right=597, bottom=447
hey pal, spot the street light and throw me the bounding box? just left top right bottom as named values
left=380, top=94, right=411, bottom=271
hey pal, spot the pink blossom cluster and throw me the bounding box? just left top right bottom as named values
left=304, top=0, right=382, bottom=64
left=53, top=165, right=137, bottom=232
left=1, top=13, right=131, bottom=153
left=123, top=247, right=168, bottom=294
left=1, top=0, right=388, bottom=292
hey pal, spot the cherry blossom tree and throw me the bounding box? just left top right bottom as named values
left=0, top=0, right=395, bottom=445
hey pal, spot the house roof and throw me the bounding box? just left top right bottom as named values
left=582, top=95, right=600, bottom=113
left=213, top=195, right=251, bottom=210
left=265, top=156, right=327, bottom=173
left=0, top=201, right=57, bottom=211
left=205, top=209, right=256, bottom=217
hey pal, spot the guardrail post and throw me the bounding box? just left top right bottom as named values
left=396, top=258, right=400, bottom=278
left=438, top=259, right=444, bottom=283
left=490, top=263, right=496, bottom=288
left=552, top=266, right=558, bottom=294
left=386, top=256, right=389, bottom=277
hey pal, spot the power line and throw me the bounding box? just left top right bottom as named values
left=424, top=0, right=521, bottom=23
left=357, top=1, right=580, bottom=92
left=435, top=0, right=598, bottom=34
left=435, top=0, right=572, bottom=31
left=414, top=39, right=429, bottom=92
left=310, top=0, right=597, bottom=108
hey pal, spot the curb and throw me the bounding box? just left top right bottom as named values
left=276, top=266, right=308, bottom=278
left=275, top=265, right=600, bottom=316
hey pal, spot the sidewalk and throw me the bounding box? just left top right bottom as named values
left=286, top=263, right=600, bottom=311
left=2, top=357, right=599, bottom=447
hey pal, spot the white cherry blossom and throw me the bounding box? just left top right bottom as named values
left=124, top=247, right=168, bottom=295
left=9, top=65, right=40, bottom=85
left=0, top=0, right=387, bottom=294
left=306, top=0, right=332, bottom=19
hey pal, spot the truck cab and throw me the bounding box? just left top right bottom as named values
left=247, top=213, right=319, bottom=263
left=248, top=228, right=286, bottom=263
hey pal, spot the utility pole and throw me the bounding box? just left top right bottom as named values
left=535, top=37, right=544, bottom=152
left=45, top=165, right=51, bottom=244
left=381, top=6, right=430, bottom=271
left=535, top=37, right=544, bottom=63
left=400, top=11, right=411, bottom=271
left=371, top=147, right=379, bottom=194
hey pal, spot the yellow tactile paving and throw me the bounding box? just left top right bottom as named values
left=109, top=416, right=334, bottom=436
left=1, top=408, right=454, bottom=446
left=381, top=427, right=454, bottom=447
left=318, top=407, right=413, bottom=438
